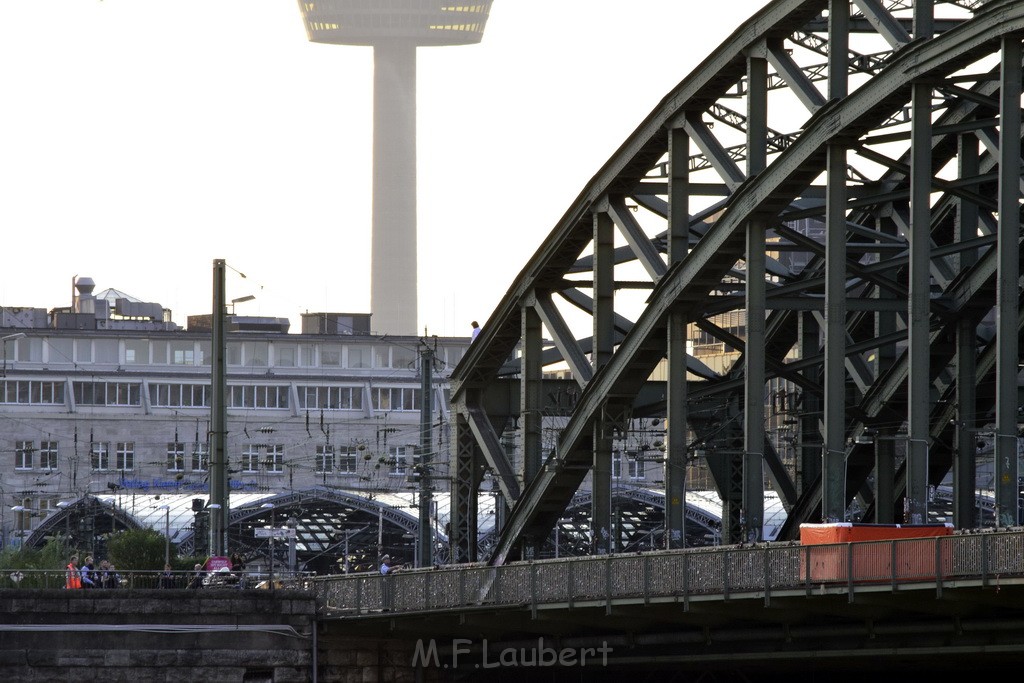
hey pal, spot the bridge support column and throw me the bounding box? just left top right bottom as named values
left=906, top=78, right=933, bottom=525
left=995, top=34, right=1021, bottom=526
left=665, top=125, right=690, bottom=549
left=821, top=0, right=850, bottom=525
left=954, top=133, right=980, bottom=529
left=742, top=48, right=767, bottom=541
left=873, top=209, right=898, bottom=524
left=822, top=141, right=848, bottom=523
left=450, top=411, right=481, bottom=564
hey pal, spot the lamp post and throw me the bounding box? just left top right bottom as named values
left=11, top=505, right=26, bottom=547
left=206, top=503, right=222, bottom=559
left=1, top=332, right=26, bottom=377
left=56, top=501, right=72, bottom=545
left=229, top=295, right=256, bottom=315
left=157, top=505, right=170, bottom=567
left=286, top=516, right=298, bottom=576
left=261, top=503, right=275, bottom=591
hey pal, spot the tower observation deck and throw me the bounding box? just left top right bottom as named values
left=296, top=2, right=494, bottom=335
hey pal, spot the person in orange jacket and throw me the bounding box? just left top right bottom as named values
left=66, top=555, right=82, bottom=589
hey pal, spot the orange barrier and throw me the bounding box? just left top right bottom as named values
left=799, top=523, right=953, bottom=582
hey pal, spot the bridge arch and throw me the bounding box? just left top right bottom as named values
left=449, top=0, right=1024, bottom=564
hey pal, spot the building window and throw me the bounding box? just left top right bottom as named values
left=198, top=341, right=212, bottom=366
left=297, top=386, right=362, bottom=410
left=242, top=445, right=260, bottom=474
left=91, top=442, right=110, bottom=471
left=266, top=445, right=283, bottom=474
left=628, top=455, right=645, bottom=480
left=348, top=346, right=371, bottom=369
left=150, top=383, right=210, bottom=408
left=95, top=339, right=118, bottom=364
left=116, top=442, right=135, bottom=471
left=167, top=443, right=185, bottom=472
left=46, top=338, right=74, bottom=365
left=392, top=345, right=418, bottom=371
left=275, top=344, right=297, bottom=367
left=15, top=441, right=33, bottom=470
left=371, top=387, right=420, bottom=412
left=246, top=341, right=269, bottom=367
left=1, top=380, right=65, bottom=405
left=37, top=498, right=54, bottom=520
left=321, top=344, right=341, bottom=367
left=228, top=385, right=289, bottom=409
left=168, top=341, right=194, bottom=365
left=315, top=445, right=334, bottom=473
left=338, top=449, right=357, bottom=474
left=75, top=339, right=92, bottom=363
left=611, top=450, right=622, bottom=479
left=74, top=381, right=141, bottom=406
left=39, top=441, right=58, bottom=471
left=389, top=445, right=413, bottom=476
left=191, top=443, right=209, bottom=472
left=124, top=339, right=149, bottom=365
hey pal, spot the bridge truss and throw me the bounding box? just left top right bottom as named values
left=449, top=0, right=1024, bottom=565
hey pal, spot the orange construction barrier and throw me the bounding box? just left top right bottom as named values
left=799, top=523, right=953, bottom=583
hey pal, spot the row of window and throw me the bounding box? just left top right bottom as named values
left=7, top=337, right=464, bottom=370
left=1, top=380, right=425, bottom=412
left=11, top=440, right=647, bottom=480
left=9, top=441, right=423, bottom=477
left=16, top=441, right=137, bottom=472
left=611, top=451, right=647, bottom=480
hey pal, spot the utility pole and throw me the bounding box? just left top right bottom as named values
left=210, top=259, right=229, bottom=556
left=417, top=338, right=435, bottom=567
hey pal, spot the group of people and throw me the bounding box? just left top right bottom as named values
left=68, top=553, right=249, bottom=590
left=65, top=554, right=122, bottom=589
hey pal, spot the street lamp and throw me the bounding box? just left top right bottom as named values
left=207, top=503, right=222, bottom=558
left=56, top=501, right=72, bottom=544
left=1, top=332, right=26, bottom=377
left=286, top=516, right=298, bottom=575
left=261, top=503, right=275, bottom=591
left=229, top=294, right=256, bottom=315
left=157, top=505, right=170, bottom=567
left=11, top=505, right=27, bottom=546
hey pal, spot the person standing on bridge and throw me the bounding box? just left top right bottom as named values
left=79, top=556, right=96, bottom=589
left=65, top=555, right=82, bottom=590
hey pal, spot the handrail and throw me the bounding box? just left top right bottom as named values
left=308, top=529, right=1024, bottom=617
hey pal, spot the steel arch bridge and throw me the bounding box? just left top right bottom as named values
left=449, top=0, right=1024, bottom=565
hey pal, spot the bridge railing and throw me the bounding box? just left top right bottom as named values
left=0, top=568, right=312, bottom=590
left=307, top=528, right=1024, bottom=616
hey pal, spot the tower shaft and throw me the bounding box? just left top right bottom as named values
left=371, top=42, right=418, bottom=334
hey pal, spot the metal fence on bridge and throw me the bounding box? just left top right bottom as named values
left=308, top=529, right=1024, bottom=616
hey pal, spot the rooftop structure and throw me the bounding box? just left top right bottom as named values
left=295, top=1, right=494, bottom=334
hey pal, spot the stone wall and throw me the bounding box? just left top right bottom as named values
left=0, top=588, right=430, bottom=683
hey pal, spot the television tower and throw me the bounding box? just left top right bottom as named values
left=296, top=1, right=494, bottom=335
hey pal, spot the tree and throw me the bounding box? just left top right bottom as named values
left=106, top=528, right=169, bottom=571
left=0, top=537, right=69, bottom=588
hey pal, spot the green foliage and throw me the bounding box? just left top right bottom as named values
left=175, top=555, right=209, bottom=572
left=106, top=528, right=173, bottom=571
left=0, top=537, right=70, bottom=588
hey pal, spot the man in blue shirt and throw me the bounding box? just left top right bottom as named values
left=80, top=556, right=96, bottom=588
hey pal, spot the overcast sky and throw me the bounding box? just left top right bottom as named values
left=0, top=0, right=767, bottom=337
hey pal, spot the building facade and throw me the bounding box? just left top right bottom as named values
left=0, top=277, right=469, bottom=546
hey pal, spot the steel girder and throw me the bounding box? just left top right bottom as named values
left=450, top=0, right=1024, bottom=565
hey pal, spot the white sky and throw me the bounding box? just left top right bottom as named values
left=0, top=0, right=767, bottom=337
